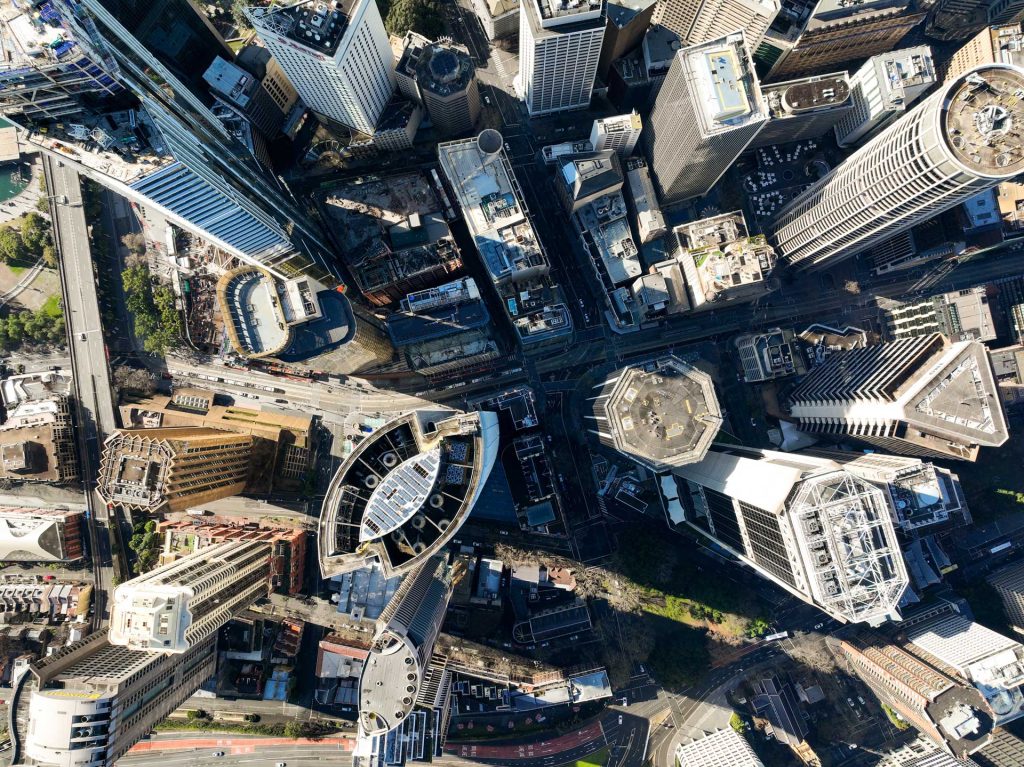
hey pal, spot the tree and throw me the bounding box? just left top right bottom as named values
left=384, top=0, right=444, bottom=38
left=730, top=712, right=748, bottom=734
left=0, top=228, right=24, bottom=263
left=113, top=365, right=156, bottom=396
left=20, top=213, right=49, bottom=254
left=746, top=617, right=771, bottom=638
left=121, top=232, right=147, bottom=256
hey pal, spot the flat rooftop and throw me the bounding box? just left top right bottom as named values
left=533, top=0, right=603, bottom=26
left=217, top=267, right=290, bottom=358
left=676, top=212, right=775, bottom=304
left=761, top=72, right=850, bottom=118
left=252, top=0, right=351, bottom=56
left=438, top=137, right=549, bottom=281
left=593, top=356, right=722, bottom=469
left=577, top=193, right=641, bottom=285
left=683, top=33, right=765, bottom=133
left=943, top=65, right=1024, bottom=177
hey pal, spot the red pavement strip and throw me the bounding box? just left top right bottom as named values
left=446, top=722, right=605, bottom=760
left=128, top=737, right=355, bottom=754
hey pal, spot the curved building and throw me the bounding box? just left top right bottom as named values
left=358, top=555, right=453, bottom=736
left=769, top=64, right=1024, bottom=270
left=586, top=355, right=722, bottom=471
left=319, top=409, right=498, bottom=577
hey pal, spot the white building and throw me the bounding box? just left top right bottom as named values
left=645, top=31, right=767, bottom=202
left=247, top=0, right=395, bottom=134
left=590, top=111, right=642, bottom=157
left=109, top=540, right=271, bottom=653
left=835, top=46, right=935, bottom=147
left=675, top=728, right=764, bottom=767
left=653, top=0, right=778, bottom=48
left=516, top=0, right=605, bottom=116
left=907, top=610, right=1024, bottom=725
left=787, top=334, right=1009, bottom=462
left=673, top=446, right=909, bottom=625
left=770, top=64, right=1024, bottom=270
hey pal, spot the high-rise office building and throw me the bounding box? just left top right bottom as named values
left=645, top=31, right=767, bottom=202
left=787, top=334, right=1009, bottom=461
left=835, top=47, right=935, bottom=147
left=19, top=632, right=218, bottom=767
left=97, top=427, right=254, bottom=513
left=203, top=57, right=287, bottom=139
left=806, top=450, right=969, bottom=532
left=769, top=64, right=1024, bottom=271
left=761, top=0, right=925, bottom=81
left=599, top=0, right=657, bottom=78
left=653, top=0, right=778, bottom=48
left=0, top=0, right=339, bottom=284
left=110, top=540, right=272, bottom=653
left=749, top=71, right=852, bottom=149
left=590, top=111, right=642, bottom=157
left=358, top=555, right=454, bottom=736
left=395, top=34, right=480, bottom=136
left=673, top=446, right=908, bottom=625
left=989, top=561, right=1024, bottom=636
left=674, top=728, right=765, bottom=767
left=473, top=0, right=520, bottom=39
left=926, top=0, right=1024, bottom=42
left=944, top=24, right=1024, bottom=82
left=0, top=505, right=85, bottom=563
left=906, top=609, right=1024, bottom=725
left=319, top=409, right=499, bottom=577
left=832, top=629, right=994, bottom=757
left=587, top=355, right=722, bottom=471
left=247, top=0, right=395, bottom=134
left=516, top=0, right=605, bottom=116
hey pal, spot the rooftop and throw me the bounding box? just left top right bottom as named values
left=761, top=72, right=850, bottom=118
left=247, top=0, right=352, bottom=57
left=590, top=356, right=722, bottom=470
left=682, top=33, right=765, bottom=134
left=605, top=0, right=656, bottom=28
left=674, top=212, right=776, bottom=306
left=558, top=150, right=623, bottom=204
left=216, top=267, right=290, bottom=358
left=399, top=36, right=476, bottom=99
left=203, top=57, right=259, bottom=110
left=577, top=192, right=641, bottom=285
left=319, top=410, right=498, bottom=576
left=438, top=135, right=549, bottom=281
left=867, top=46, right=935, bottom=109
left=944, top=65, right=1024, bottom=177
left=533, top=0, right=603, bottom=27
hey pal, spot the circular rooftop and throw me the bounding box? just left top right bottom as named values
left=944, top=65, right=1024, bottom=177
left=477, top=128, right=503, bottom=156
left=215, top=266, right=291, bottom=358
left=428, top=48, right=460, bottom=84
left=594, top=356, right=722, bottom=470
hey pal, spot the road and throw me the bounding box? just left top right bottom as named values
left=44, top=155, right=117, bottom=628
left=115, top=734, right=354, bottom=767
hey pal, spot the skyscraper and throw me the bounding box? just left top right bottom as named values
left=653, top=0, right=778, bottom=48
left=645, top=31, right=767, bottom=202
left=906, top=609, right=1024, bottom=725
left=835, top=47, right=935, bottom=147
left=247, top=0, right=396, bottom=134
left=944, top=24, right=1024, bottom=83
left=319, top=409, right=499, bottom=577
left=761, top=0, right=925, bottom=81
left=19, top=632, right=218, bottom=767
left=97, top=428, right=254, bottom=512
left=586, top=355, right=723, bottom=471
left=989, top=561, right=1024, bottom=636
left=749, top=71, right=853, bottom=149
left=110, top=540, right=272, bottom=652
left=786, top=335, right=1009, bottom=461
left=672, top=446, right=908, bottom=625
left=358, top=555, right=454, bottom=736
left=598, top=0, right=657, bottom=78
left=395, top=34, right=481, bottom=136
left=925, top=0, right=1024, bottom=42
left=590, top=112, right=642, bottom=157
left=831, top=629, right=994, bottom=757
left=516, top=0, right=605, bottom=116
left=675, top=728, right=765, bottom=767
left=769, top=64, right=1024, bottom=270
left=0, top=0, right=338, bottom=284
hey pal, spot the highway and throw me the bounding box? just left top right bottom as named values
left=44, top=154, right=117, bottom=628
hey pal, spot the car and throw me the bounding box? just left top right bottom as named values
left=750, top=417, right=757, bottom=427
left=78, top=332, right=86, bottom=341
left=43, top=575, right=55, bottom=581
left=618, top=715, right=623, bottom=725
left=814, top=622, right=824, bottom=630
left=846, top=698, right=855, bottom=708
left=276, top=763, right=287, bottom=767
left=213, top=752, right=225, bottom=757
left=484, top=95, right=491, bottom=106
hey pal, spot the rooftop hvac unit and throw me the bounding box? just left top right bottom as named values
left=365, top=474, right=379, bottom=489
left=382, top=452, right=399, bottom=469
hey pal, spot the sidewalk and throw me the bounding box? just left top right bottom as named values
left=129, top=736, right=354, bottom=754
